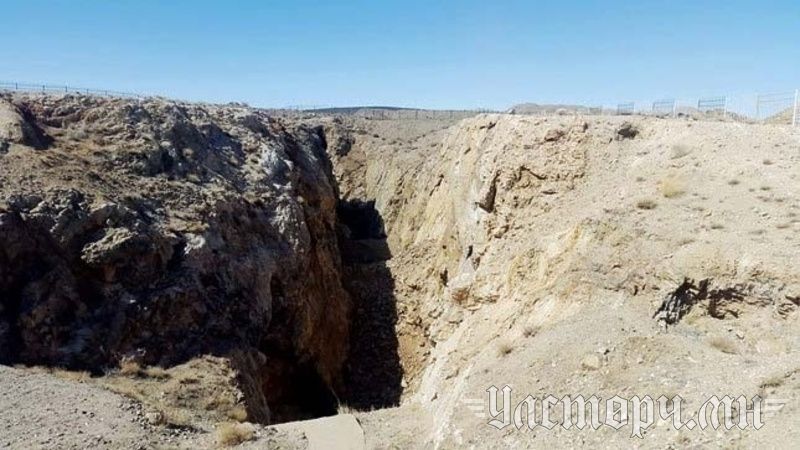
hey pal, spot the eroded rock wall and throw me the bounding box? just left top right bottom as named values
left=0, top=93, right=351, bottom=422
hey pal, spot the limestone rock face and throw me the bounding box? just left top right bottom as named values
left=0, top=93, right=351, bottom=421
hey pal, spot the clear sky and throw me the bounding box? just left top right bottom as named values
left=1, top=0, right=798, bottom=109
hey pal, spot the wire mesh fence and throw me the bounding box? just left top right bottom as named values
left=1, top=80, right=798, bottom=126
left=0, top=81, right=143, bottom=99
left=610, top=90, right=799, bottom=126
left=651, top=99, right=677, bottom=117
left=616, top=102, right=635, bottom=115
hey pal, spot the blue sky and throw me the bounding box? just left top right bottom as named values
left=1, top=0, right=798, bottom=109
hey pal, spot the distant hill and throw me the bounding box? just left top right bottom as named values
left=305, top=106, right=416, bottom=114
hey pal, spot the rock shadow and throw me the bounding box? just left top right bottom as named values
left=337, top=199, right=403, bottom=409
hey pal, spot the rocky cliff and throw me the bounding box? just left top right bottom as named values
left=322, top=114, right=800, bottom=448
left=0, top=93, right=351, bottom=422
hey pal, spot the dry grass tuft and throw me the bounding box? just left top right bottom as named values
left=659, top=177, right=687, bottom=198
left=226, top=405, right=249, bottom=423
left=143, top=366, right=171, bottom=379
left=216, top=422, right=256, bottom=447
left=669, top=144, right=691, bottom=159
left=497, top=340, right=514, bottom=357
left=117, top=361, right=171, bottom=380
left=708, top=336, right=739, bottom=355
left=760, top=375, right=785, bottom=389
left=636, top=198, right=657, bottom=210
left=118, top=359, right=142, bottom=377
left=157, top=409, right=192, bottom=428
left=727, top=179, right=740, bottom=186
left=50, top=368, right=92, bottom=383
left=522, top=325, right=538, bottom=338
left=337, top=403, right=357, bottom=415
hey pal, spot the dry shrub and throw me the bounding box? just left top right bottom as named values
left=338, top=403, right=356, bottom=415
left=636, top=199, right=657, bottom=210
left=659, top=177, right=687, bottom=198
left=497, top=340, right=514, bottom=357
left=522, top=325, right=538, bottom=338
left=50, top=368, right=91, bottom=383
left=146, top=408, right=192, bottom=428
left=226, top=405, right=248, bottom=422
left=760, top=375, right=785, bottom=389
left=216, top=422, right=256, bottom=447
left=143, top=366, right=171, bottom=379
left=118, top=359, right=142, bottom=377
left=178, top=375, right=200, bottom=384
left=118, top=361, right=171, bottom=380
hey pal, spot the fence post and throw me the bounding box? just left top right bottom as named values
left=793, top=89, right=799, bottom=127
left=755, top=94, right=760, bottom=120
left=723, top=96, right=728, bottom=119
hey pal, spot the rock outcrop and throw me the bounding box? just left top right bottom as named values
left=0, top=93, right=351, bottom=423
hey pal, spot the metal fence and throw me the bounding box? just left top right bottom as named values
left=0, top=81, right=143, bottom=99
left=280, top=107, right=492, bottom=120
left=1, top=80, right=798, bottom=126
left=652, top=99, right=676, bottom=117
left=617, top=102, right=635, bottom=115
left=612, top=90, right=799, bottom=126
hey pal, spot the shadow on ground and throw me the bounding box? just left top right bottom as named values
left=337, top=199, right=403, bottom=409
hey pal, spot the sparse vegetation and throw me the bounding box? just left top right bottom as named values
left=338, top=403, right=357, bottom=415
left=636, top=198, right=657, bottom=210
left=760, top=375, right=786, bottom=389
left=118, top=359, right=142, bottom=377
left=161, top=409, right=193, bottom=428
left=143, top=366, right=170, bottom=379
left=226, top=405, right=249, bottom=422
left=522, top=325, right=538, bottom=338
left=497, top=340, right=514, bottom=356
left=659, top=176, right=687, bottom=198
left=216, top=422, right=256, bottom=447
